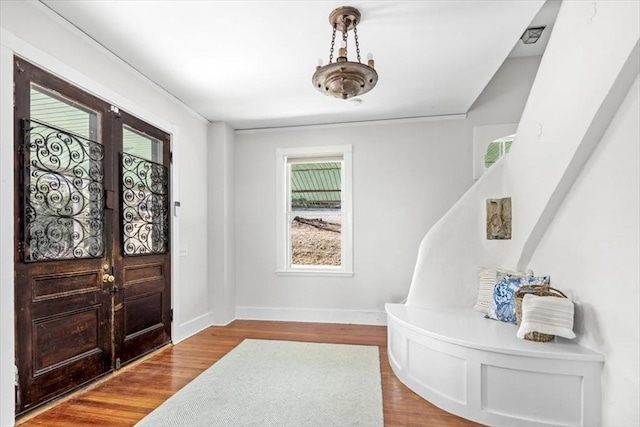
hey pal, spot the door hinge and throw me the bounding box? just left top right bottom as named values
left=115, top=357, right=121, bottom=370
left=15, top=364, right=20, bottom=410
left=170, top=308, right=173, bottom=322
left=170, top=151, right=173, bottom=164
left=109, top=105, right=121, bottom=118
left=17, top=241, right=25, bottom=253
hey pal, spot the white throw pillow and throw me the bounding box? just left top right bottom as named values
left=473, top=267, right=532, bottom=314
left=516, top=294, right=576, bottom=340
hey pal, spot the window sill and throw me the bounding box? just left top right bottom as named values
left=276, top=269, right=354, bottom=278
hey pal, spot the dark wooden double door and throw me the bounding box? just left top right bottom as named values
left=14, top=58, right=172, bottom=415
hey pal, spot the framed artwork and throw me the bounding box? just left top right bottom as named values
left=487, top=197, right=511, bottom=240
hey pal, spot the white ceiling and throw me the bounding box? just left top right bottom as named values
left=41, top=0, right=560, bottom=130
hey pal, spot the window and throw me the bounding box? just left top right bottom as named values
left=472, top=124, right=517, bottom=179
left=276, top=145, right=353, bottom=276
left=123, top=126, right=163, bottom=163
left=484, top=134, right=514, bottom=170
left=25, top=84, right=103, bottom=261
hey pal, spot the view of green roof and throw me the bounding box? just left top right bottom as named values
left=291, top=162, right=341, bottom=209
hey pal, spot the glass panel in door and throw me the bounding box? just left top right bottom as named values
left=24, top=85, right=103, bottom=261
left=121, top=126, right=169, bottom=255
left=123, top=125, right=163, bottom=163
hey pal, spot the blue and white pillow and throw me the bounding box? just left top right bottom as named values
left=486, top=275, right=550, bottom=324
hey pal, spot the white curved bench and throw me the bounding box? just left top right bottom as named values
left=386, top=303, right=604, bottom=427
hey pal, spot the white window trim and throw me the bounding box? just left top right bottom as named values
left=276, top=145, right=353, bottom=277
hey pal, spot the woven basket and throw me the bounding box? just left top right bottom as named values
left=515, top=285, right=568, bottom=342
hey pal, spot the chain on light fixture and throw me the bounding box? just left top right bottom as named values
left=312, top=6, right=378, bottom=100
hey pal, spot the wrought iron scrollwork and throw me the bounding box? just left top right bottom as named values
left=22, top=119, right=104, bottom=261
left=121, top=153, right=169, bottom=255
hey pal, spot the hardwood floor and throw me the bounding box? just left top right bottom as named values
left=17, top=320, right=482, bottom=427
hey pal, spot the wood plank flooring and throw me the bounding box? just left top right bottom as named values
left=17, top=320, right=482, bottom=427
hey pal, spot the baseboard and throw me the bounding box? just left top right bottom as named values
left=173, top=307, right=388, bottom=343
left=210, top=315, right=235, bottom=327
left=173, top=312, right=211, bottom=344
left=236, top=306, right=387, bottom=326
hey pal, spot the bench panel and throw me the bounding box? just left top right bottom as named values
left=386, top=303, right=603, bottom=427
left=482, top=364, right=582, bottom=425
left=408, top=339, right=467, bottom=405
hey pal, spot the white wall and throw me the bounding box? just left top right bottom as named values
left=507, top=2, right=639, bottom=272
left=233, top=54, right=540, bottom=324
left=466, top=55, right=541, bottom=128
left=467, top=55, right=541, bottom=179
left=529, top=74, right=640, bottom=427
left=235, top=117, right=467, bottom=324
left=0, top=1, right=211, bottom=424
left=407, top=0, right=640, bottom=310
left=404, top=1, right=639, bottom=425
left=467, top=55, right=541, bottom=181
left=208, top=122, right=236, bottom=325
left=0, top=42, right=16, bottom=427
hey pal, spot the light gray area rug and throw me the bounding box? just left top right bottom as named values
left=136, top=339, right=384, bottom=426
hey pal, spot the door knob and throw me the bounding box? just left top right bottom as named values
left=103, top=274, right=115, bottom=283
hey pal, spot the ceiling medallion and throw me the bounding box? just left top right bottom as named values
left=312, top=6, right=378, bottom=100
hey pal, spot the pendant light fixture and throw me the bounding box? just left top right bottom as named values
left=312, top=6, right=378, bottom=100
